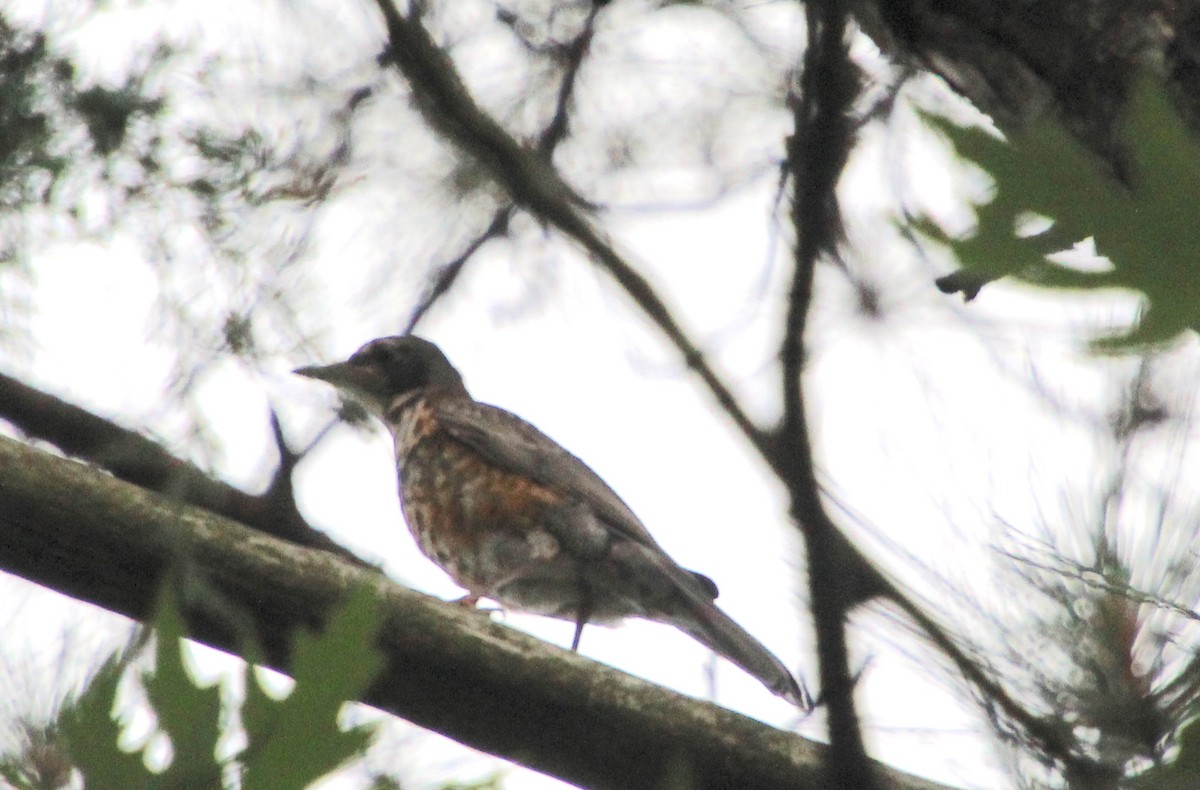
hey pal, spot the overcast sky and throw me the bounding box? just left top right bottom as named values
left=1, top=3, right=1178, bottom=789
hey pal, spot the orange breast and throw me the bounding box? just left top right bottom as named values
left=393, top=403, right=566, bottom=594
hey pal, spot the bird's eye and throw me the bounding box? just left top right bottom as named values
left=380, top=346, right=410, bottom=370
left=347, top=340, right=429, bottom=392
left=351, top=343, right=390, bottom=366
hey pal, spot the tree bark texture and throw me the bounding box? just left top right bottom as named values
left=0, top=435, right=956, bottom=790
left=853, top=0, right=1198, bottom=175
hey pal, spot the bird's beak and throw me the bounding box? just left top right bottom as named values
left=293, top=361, right=388, bottom=408
left=293, top=361, right=355, bottom=386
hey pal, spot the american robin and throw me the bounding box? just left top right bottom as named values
left=295, top=335, right=811, bottom=709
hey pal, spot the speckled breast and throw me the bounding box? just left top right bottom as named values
left=388, top=393, right=568, bottom=598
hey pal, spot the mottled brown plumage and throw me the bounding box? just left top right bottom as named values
left=296, top=335, right=811, bottom=709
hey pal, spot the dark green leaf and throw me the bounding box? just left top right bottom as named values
left=240, top=583, right=383, bottom=790
left=1129, top=716, right=1200, bottom=789
left=918, top=72, right=1200, bottom=349
left=59, top=655, right=152, bottom=790
left=143, top=584, right=224, bottom=789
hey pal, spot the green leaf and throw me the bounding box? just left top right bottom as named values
left=1129, top=715, right=1200, bottom=789
left=59, top=655, right=153, bottom=790
left=143, top=584, right=225, bottom=789
left=240, top=583, right=384, bottom=790
left=918, top=71, right=1200, bottom=349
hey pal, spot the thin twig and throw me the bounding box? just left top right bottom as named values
left=404, top=206, right=513, bottom=332
left=536, top=2, right=602, bottom=155
left=405, top=1, right=600, bottom=333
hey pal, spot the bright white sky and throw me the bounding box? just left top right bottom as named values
left=0, top=2, right=1172, bottom=790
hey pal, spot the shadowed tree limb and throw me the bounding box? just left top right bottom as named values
left=0, top=371, right=367, bottom=567
left=0, top=434, right=959, bottom=790
left=779, top=1, right=875, bottom=787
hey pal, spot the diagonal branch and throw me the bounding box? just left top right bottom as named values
left=370, top=0, right=773, bottom=458
left=0, top=434, right=958, bottom=790
left=404, top=205, right=513, bottom=332
left=405, top=1, right=599, bottom=333
left=0, top=371, right=367, bottom=567
left=374, top=0, right=585, bottom=214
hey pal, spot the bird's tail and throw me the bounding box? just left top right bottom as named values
left=670, top=597, right=813, bottom=711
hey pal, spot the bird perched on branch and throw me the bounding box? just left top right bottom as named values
left=295, top=335, right=811, bottom=709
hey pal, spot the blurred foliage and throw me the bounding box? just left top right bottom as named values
left=0, top=9, right=171, bottom=356
left=59, top=651, right=154, bottom=789
left=0, top=15, right=167, bottom=228
left=239, top=583, right=382, bottom=790
left=0, top=4, right=359, bottom=398
left=0, top=0, right=801, bottom=369
left=1129, top=715, right=1200, bottom=789
left=39, top=582, right=383, bottom=789
left=988, top=455, right=1200, bottom=789
left=916, top=71, right=1200, bottom=350
left=0, top=24, right=66, bottom=216
left=1024, top=545, right=1159, bottom=778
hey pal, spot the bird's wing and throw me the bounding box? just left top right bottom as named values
left=430, top=397, right=810, bottom=706
left=431, top=396, right=664, bottom=549
left=432, top=396, right=720, bottom=599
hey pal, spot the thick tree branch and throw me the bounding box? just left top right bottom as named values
left=850, top=0, right=1199, bottom=175
left=0, top=435, right=956, bottom=790
left=0, top=371, right=366, bottom=566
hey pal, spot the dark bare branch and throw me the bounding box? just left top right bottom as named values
left=535, top=1, right=602, bottom=155
left=780, top=2, right=874, bottom=787
left=404, top=206, right=514, bottom=333
left=0, top=371, right=367, bottom=567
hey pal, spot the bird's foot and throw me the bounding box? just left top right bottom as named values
left=452, top=593, right=504, bottom=619
left=453, top=592, right=482, bottom=607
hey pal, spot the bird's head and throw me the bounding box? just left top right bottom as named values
left=294, top=335, right=466, bottom=416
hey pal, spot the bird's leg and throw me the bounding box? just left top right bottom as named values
left=453, top=592, right=503, bottom=618
left=570, top=608, right=588, bottom=651
left=571, top=587, right=593, bottom=652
